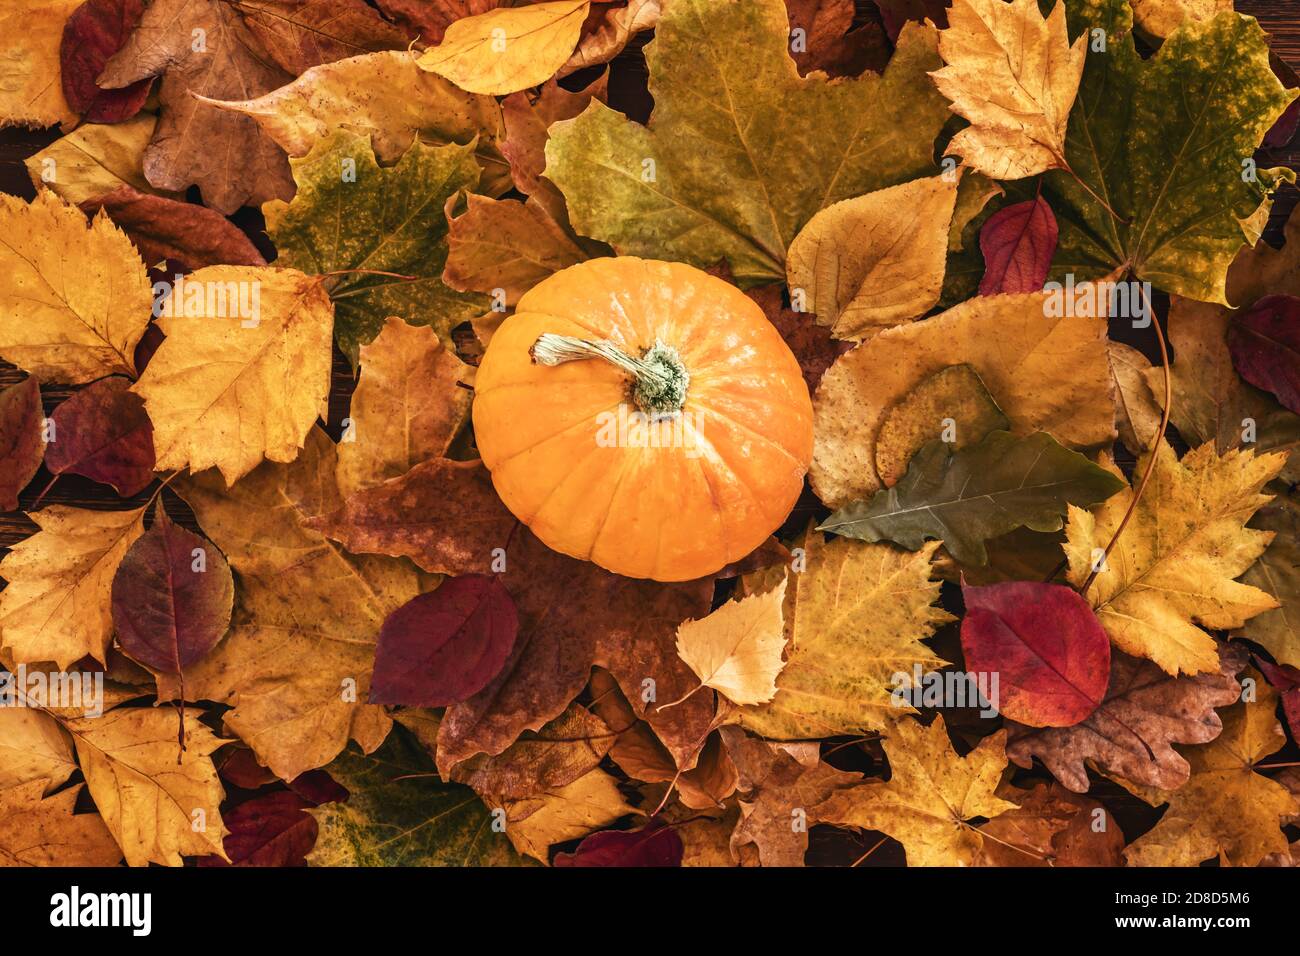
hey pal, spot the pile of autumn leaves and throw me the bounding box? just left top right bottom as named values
left=0, top=0, right=1299, bottom=868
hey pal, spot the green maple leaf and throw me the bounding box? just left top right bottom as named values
left=542, top=0, right=950, bottom=286
left=307, top=729, right=530, bottom=867
left=1042, top=0, right=1296, bottom=304
left=266, top=129, right=487, bottom=363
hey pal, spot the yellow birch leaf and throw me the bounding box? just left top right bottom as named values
left=786, top=175, right=958, bottom=340
left=0, top=782, right=122, bottom=867
left=1124, top=674, right=1298, bottom=866
left=416, top=1, right=591, bottom=96
left=0, top=191, right=152, bottom=383
left=133, top=266, right=334, bottom=486
left=65, top=708, right=228, bottom=867
left=811, top=291, right=1113, bottom=509
left=817, top=716, right=1018, bottom=866
left=0, top=0, right=81, bottom=129
left=0, top=505, right=146, bottom=669
left=1064, top=441, right=1284, bottom=676
left=675, top=578, right=788, bottom=707
left=931, top=0, right=1086, bottom=179
left=733, top=526, right=952, bottom=739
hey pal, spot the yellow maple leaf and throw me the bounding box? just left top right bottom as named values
left=0, top=191, right=152, bottom=383
left=1125, top=673, right=1299, bottom=866
left=675, top=578, right=788, bottom=707
left=65, top=708, right=228, bottom=867
left=417, top=0, right=591, bottom=96
left=1065, top=441, right=1283, bottom=676
left=732, top=526, right=951, bottom=739
left=0, top=1, right=81, bottom=130
left=931, top=0, right=1087, bottom=180
left=0, top=505, right=146, bottom=669
left=0, top=782, right=122, bottom=867
left=134, top=265, right=334, bottom=485
left=817, top=716, right=1018, bottom=866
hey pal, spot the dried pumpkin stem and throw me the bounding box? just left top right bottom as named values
left=531, top=333, right=690, bottom=417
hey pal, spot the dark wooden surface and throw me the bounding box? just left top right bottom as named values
left=1, top=1, right=1298, bottom=551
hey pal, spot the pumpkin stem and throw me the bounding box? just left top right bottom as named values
left=531, top=333, right=690, bottom=417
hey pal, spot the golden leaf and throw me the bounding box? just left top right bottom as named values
left=931, top=0, right=1086, bottom=179
left=416, top=1, right=591, bottom=96
left=65, top=708, right=228, bottom=867
left=785, top=175, right=957, bottom=340
left=24, top=115, right=179, bottom=206
left=811, top=292, right=1112, bottom=509
left=817, top=716, right=1018, bottom=866
left=0, top=710, right=76, bottom=794
left=1125, top=673, right=1299, bottom=866
left=1107, top=341, right=1162, bottom=454
left=0, top=191, right=152, bottom=383
left=0, top=505, right=146, bottom=669
left=0, top=782, right=121, bottom=867
left=1065, top=441, right=1283, bottom=676
left=733, top=527, right=951, bottom=739
left=503, top=768, right=633, bottom=863
left=0, top=0, right=81, bottom=129
left=675, top=578, right=788, bottom=707
left=1131, top=0, right=1233, bottom=39
left=134, top=266, right=334, bottom=485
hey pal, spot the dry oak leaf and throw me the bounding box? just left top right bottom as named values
left=544, top=0, right=950, bottom=286
left=499, top=766, right=634, bottom=864
left=337, top=315, right=471, bottom=497
left=1064, top=441, right=1283, bottom=676
left=1238, top=495, right=1300, bottom=670
left=229, top=0, right=410, bottom=75
left=785, top=174, right=958, bottom=341
left=1124, top=673, right=1299, bottom=866
left=0, top=377, right=46, bottom=512
left=0, top=505, right=145, bottom=669
left=0, top=710, right=76, bottom=795
left=23, top=114, right=176, bottom=207
left=66, top=707, right=229, bottom=867
left=975, top=782, right=1124, bottom=867
left=721, top=726, right=860, bottom=867
left=132, top=266, right=334, bottom=486
left=0, top=191, right=153, bottom=384
left=200, top=50, right=510, bottom=194
left=1006, top=642, right=1248, bottom=793
left=1130, top=0, right=1231, bottom=39
left=676, top=578, right=789, bottom=707
left=416, top=0, right=590, bottom=95
left=0, top=0, right=82, bottom=129
left=172, top=428, right=420, bottom=781
left=732, top=525, right=952, bottom=740
left=0, top=782, right=121, bottom=868
left=811, top=291, right=1112, bottom=508
left=931, top=0, right=1085, bottom=180
left=97, top=0, right=295, bottom=215
left=817, top=717, right=1018, bottom=867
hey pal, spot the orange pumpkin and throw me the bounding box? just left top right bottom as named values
left=472, top=257, right=814, bottom=581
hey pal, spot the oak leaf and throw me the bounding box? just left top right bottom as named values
left=817, top=716, right=1018, bottom=866
left=544, top=0, right=950, bottom=285
left=0, top=191, right=153, bottom=384
left=133, top=265, right=334, bottom=485
left=675, top=579, right=788, bottom=707
left=0, top=378, right=46, bottom=511
left=1064, top=441, right=1283, bottom=676
left=0, top=505, right=145, bottom=669
left=975, top=782, right=1123, bottom=866
left=0, top=782, right=121, bottom=867
left=785, top=175, right=957, bottom=340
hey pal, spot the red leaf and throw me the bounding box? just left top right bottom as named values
left=1257, top=658, right=1300, bottom=742
left=110, top=505, right=234, bottom=676
left=369, top=574, right=519, bottom=707
left=871, top=0, right=950, bottom=42
left=60, top=0, right=152, bottom=122
left=1265, top=53, right=1300, bottom=150
left=978, top=197, right=1058, bottom=296
left=1227, top=294, right=1300, bottom=414
left=81, top=186, right=267, bottom=273
left=553, top=821, right=684, bottom=867
left=46, top=376, right=155, bottom=496
left=960, top=581, right=1110, bottom=728
left=198, top=791, right=318, bottom=867
left=0, top=377, right=45, bottom=512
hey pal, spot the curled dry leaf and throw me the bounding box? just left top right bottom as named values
left=45, top=375, right=155, bottom=497
left=1006, top=642, right=1248, bottom=794
left=960, top=581, right=1110, bottom=728
left=416, top=0, right=590, bottom=95
left=0, top=377, right=46, bottom=512
left=560, top=0, right=660, bottom=77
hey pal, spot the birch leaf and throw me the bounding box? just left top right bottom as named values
left=675, top=578, right=788, bottom=706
